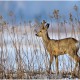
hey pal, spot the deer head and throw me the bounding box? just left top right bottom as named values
left=35, top=20, right=50, bottom=37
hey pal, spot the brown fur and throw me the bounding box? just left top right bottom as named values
left=35, top=20, right=80, bottom=74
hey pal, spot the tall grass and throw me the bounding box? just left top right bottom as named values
left=0, top=5, right=80, bottom=79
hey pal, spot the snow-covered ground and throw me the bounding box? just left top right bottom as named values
left=0, top=25, right=80, bottom=76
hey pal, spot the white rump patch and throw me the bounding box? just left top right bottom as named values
left=75, top=42, right=80, bottom=48
left=75, top=42, right=80, bottom=57
left=77, top=49, right=80, bottom=57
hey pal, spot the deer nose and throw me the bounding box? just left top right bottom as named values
left=35, top=34, right=38, bottom=36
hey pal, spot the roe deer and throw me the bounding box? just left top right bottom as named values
left=35, top=20, right=80, bottom=74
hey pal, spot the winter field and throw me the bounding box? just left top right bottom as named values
left=0, top=2, right=80, bottom=79
left=0, top=21, right=80, bottom=79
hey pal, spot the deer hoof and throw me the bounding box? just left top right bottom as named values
left=47, top=70, right=53, bottom=74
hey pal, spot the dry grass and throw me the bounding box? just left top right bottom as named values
left=0, top=5, right=80, bottom=79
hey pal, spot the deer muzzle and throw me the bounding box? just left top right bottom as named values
left=35, top=34, right=38, bottom=36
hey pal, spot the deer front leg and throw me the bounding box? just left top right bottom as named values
left=55, top=56, right=59, bottom=74
left=48, top=55, right=54, bottom=73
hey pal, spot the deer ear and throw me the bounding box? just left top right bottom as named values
left=41, top=22, right=45, bottom=29
left=45, top=23, right=49, bottom=29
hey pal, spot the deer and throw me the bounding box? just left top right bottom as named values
left=35, top=20, right=80, bottom=75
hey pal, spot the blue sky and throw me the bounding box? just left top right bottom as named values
left=0, top=1, right=80, bottom=23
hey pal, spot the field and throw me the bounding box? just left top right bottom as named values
left=0, top=4, right=80, bottom=79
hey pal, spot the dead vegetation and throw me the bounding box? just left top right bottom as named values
left=0, top=4, right=80, bottom=79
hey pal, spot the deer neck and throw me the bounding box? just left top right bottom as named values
left=42, top=33, right=50, bottom=44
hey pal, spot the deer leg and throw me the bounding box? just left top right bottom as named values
left=73, top=55, right=80, bottom=71
left=69, top=53, right=80, bottom=76
left=55, top=56, right=59, bottom=74
left=69, top=50, right=79, bottom=69
left=49, top=55, right=54, bottom=73
left=72, top=55, right=80, bottom=77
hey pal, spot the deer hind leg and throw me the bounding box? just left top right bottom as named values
left=72, top=48, right=80, bottom=70
left=69, top=49, right=79, bottom=69
left=68, top=50, right=79, bottom=76
left=72, top=55, right=80, bottom=77
left=69, top=52, right=80, bottom=76
left=73, top=55, right=80, bottom=70
left=48, top=55, right=54, bottom=73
